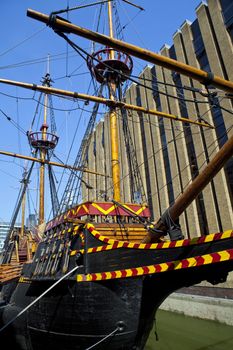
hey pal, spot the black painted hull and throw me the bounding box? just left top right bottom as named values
left=1, top=226, right=233, bottom=349
left=1, top=277, right=153, bottom=350
left=2, top=259, right=233, bottom=350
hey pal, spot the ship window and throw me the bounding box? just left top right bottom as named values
left=159, top=117, right=175, bottom=205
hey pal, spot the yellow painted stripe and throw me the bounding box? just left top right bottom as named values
left=115, top=270, right=123, bottom=278
left=136, top=267, right=144, bottom=275
left=76, top=249, right=233, bottom=282
left=187, top=257, right=198, bottom=267
left=91, top=203, right=115, bottom=215
left=174, top=240, right=185, bottom=247
left=86, top=225, right=233, bottom=250
left=203, top=254, right=213, bottom=264
left=148, top=265, right=156, bottom=274
left=204, top=234, right=216, bottom=243
left=174, top=261, right=184, bottom=270
left=221, top=230, right=233, bottom=239
left=217, top=250, right=230, bottom=261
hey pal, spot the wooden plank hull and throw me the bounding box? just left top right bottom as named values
left=1, top=224, right=233, bottom=349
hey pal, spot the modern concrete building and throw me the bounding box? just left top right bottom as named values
left=0, top=222, right=21, bottom=251
left=83, top=0, right=233, bottom=239
left=0, top=214, right=36, bottom=251
left=82, top=0, right=233, bottom=323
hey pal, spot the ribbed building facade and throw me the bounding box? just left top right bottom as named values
left=82, top=0, right=233, bottom=240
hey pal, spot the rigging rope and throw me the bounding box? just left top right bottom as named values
left=85, top=327, right=120, bottom=350
left=0, top=108, right=27, bottom=135
left=117, top=84, right=147, bottom=203
left=58, top=83, right=104, bottom=212
left=47, top=160, right=60, bottom=217
left=0, top=265, right=80, bottom=334
left=0, top=28, right=45, bottom=58
left=50, top=0, right=114, bottom=16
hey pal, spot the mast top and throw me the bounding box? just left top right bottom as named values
left=87, top=0, right=133, bottom=86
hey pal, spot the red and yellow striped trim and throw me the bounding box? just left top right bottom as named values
left=86, top=223, right=233, bottom=250
left=46, top=201, right=150, bottom=230
left=76, top=248, right=233, bottom=282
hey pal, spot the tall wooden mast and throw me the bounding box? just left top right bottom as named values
left=107, top=0, right=121, bottom=202
left=86, top=0, right=133, bottom=201
left=27, top=70, right=59, bottom=225
left=39, top=82, right=48, bottom=224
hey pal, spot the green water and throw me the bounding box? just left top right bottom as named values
left=145, top=310, right=233, bottom=350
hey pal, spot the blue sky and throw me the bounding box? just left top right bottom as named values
left=0, top=0, right=202, bottom=222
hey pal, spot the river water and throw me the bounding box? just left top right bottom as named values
left=145, top=309, right=233, bottom=350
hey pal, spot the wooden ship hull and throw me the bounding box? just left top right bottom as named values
left=1, top=201, right=233, bottom=349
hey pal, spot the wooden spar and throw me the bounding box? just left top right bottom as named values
left=0, top=78, right=213, bottom=128
left=142, top=133, right=233, bottom=243
left=27, top=9, right=233, bottom=94
left=0, top=150, right=110, bottom=177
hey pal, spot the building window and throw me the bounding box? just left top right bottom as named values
left=151, top=67, right=175, bottom=206
left=220, top=0, right=233, bottom=41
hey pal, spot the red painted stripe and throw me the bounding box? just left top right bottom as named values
left=157, top=242, right=164, bottom=249
left=155, top=265, right=162, bottom=273
left=181, top=259, right=190, bottom=268
left=121, top=270, right=127, bottom=278
left=142, top=266, right=150, bottom=274
left=123, top=242, right=129, bottom=248
left=168, top=241, right=177, bottom=248
left=102, top=272, right=107, bottom=279
left=211, top=252, right=221, bottom=263
left=112, top=241, right=119, bottom=249
left=131, top=268, right=139, bottom=276
left=181, top=239, right=190, bottom=246
left=92, top=274, right=97, bottom=281
left=167, top=262, right=175, bottom=271
left=213, top=233, right=223, bottom=241
left=196, top=256, right=205, bottom=266
left=144, top=243, right=152, bottom=249
left=111, top=271, right=117, bottom=279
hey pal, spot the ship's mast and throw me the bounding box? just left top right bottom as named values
left=27, top=66, right=59, bottom=225
left=107, top=0, right=121, bottom=201
left=20, top=174, right=27, bottom=237
left=39, top=88, right=48, bottom=224
left=39, top=56, right=50, bottom=223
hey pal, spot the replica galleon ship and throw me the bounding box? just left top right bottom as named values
left=0, top=1, right=233, bottom=349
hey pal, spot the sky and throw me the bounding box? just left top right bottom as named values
left=0, top=0, right=203, bottom=223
